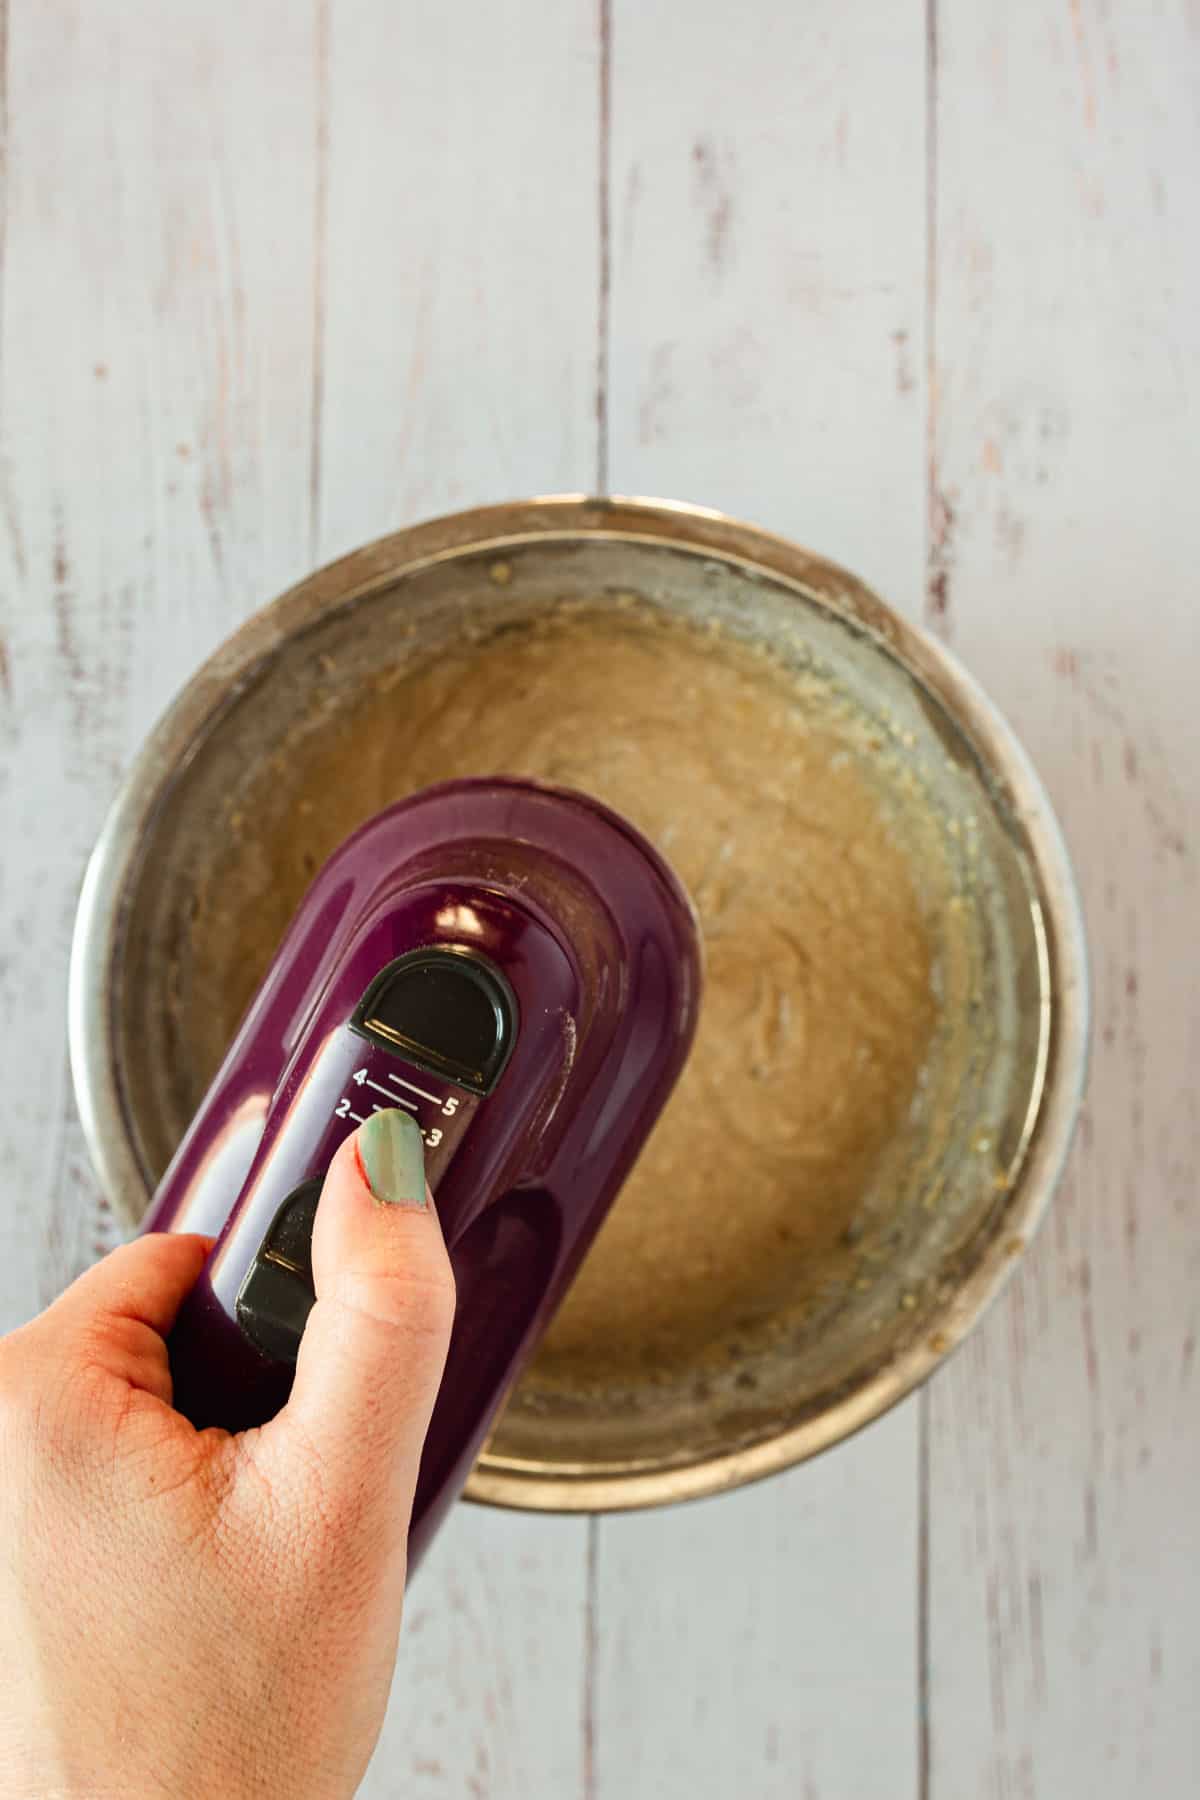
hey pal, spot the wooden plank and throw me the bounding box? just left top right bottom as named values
left=311, top=6, right=600, bottom=1794
left=0, top=0, right=321, bottom=1323
left=368, top=1510, right=589, bottom=1800
left=592, top=1412, right=921, bottom=1798
left=607, top=0, right=929, bottom=609
left=926, top=2, right=1200, bottom=1794
left=595, top=3, right=928, bottom=1794
left=314, top=0, right=602, bottom=563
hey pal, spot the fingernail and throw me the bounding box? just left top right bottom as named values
left=357, top=1109, right=427, bottom=1208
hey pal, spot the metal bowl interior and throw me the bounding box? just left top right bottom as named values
left=70, top=498, right=1088, bottom=1512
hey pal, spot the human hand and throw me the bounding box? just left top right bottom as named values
left=0, top=1111, right=453, bottom=1800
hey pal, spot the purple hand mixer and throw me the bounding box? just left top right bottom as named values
left=144, top=777, right=701, bottom=1565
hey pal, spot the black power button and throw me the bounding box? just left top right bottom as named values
left=350, top=947, right=518, bottom=1095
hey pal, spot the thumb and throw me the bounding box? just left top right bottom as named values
left=256, top=1110, right=455, bottom=1532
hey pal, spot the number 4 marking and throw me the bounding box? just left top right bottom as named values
left=352, top=1069, right=417, bottom=1111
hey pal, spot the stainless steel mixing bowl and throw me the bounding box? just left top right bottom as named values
left=69, top=496, right=1089, bottom=1512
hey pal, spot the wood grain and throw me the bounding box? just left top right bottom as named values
left=608, top=0, right=929, bottom=608
left=0, top=0, right=321, bottom=1325
left=592, top=1412, right=921, bottom=1799
left=314, top=0, right=601, bottom=564
left=595, top=4, right=928, bottom=1795
left=925, top=2, right=1200, bottom=1794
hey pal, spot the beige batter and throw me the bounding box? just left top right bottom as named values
left=202, top=607, right=937, bottom=1388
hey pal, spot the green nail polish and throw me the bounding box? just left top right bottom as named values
left=358, top=1109, right=427, bottom=1208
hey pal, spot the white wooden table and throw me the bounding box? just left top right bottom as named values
left=1, top=4, right=1196, bottom=1794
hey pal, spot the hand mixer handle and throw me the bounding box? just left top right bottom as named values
left=144, top=778, right=702, bottom=1569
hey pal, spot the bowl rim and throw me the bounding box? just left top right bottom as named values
left=68, top=494, right=1091, bottom=1512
